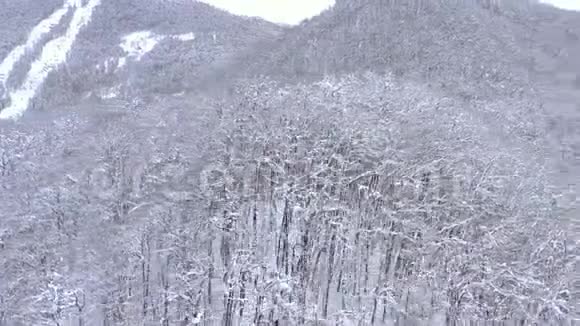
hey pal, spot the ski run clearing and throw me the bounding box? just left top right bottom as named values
left=0, top=0, right=75, bottom=93
left=117, top=31, right=197, bottom=69
left=0, top=0, right=101, bottom=120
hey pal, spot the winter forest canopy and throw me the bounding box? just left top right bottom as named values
left=0, top=0, right=578, bottom=325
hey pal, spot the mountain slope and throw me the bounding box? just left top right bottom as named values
left=39, top=0, right=281, bottom=107
left=220, top=1, right=537, bottom=99
left=200, top=0, right=551, bottom=153
left=0, top=0, right=101, bottom=120
left=0, top=0, right=281, bottom=118
left=0, top=0, right=68, bottom=102
left=0, top=1, right=577, bottom=324
left=0, top=0, right=63, bottom=61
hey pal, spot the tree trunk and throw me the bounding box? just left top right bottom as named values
left=322, top=232, right=337, bottom=319
left=277, top=198, right=291, bottom=276
left=162, top=256, right=170, bottom=326
left=141, top=233, right=151, bottom=319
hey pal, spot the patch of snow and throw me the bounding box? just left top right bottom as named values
left=279, top=281, right=291, bottom=293
left=99, top=85, right=120, bottom=99
left=293, top=205, right=303, bottom=214
left=191, top=311, right=203, bottom=324
left=0, top=0, right=81, bottom=97
left=95, top=57, right=122, bottom=74
left=117, top=57, right=127, bottom=69
left=103, top=57, right=116, bottom=73
left=172, top=32, right=195, bottom=41
left=0, top=0, right=102, bottom=120
left=116, top=31, right=198, bottom=70
left=119, top=31, right=165, bottom=62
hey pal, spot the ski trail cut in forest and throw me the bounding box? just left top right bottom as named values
left=117, top=31, right=196, bottom=69
left=0, top=0, right=80, bottom=96
left=0, top=0, right=101, bottom=120
left=117, top=31, right=166, bottom=69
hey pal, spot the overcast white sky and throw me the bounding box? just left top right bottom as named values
left=540, top=0, right=580, bottom=11
left=200, top=0, right=335, bottom=25
left=201, top=0, right=580, bottom=25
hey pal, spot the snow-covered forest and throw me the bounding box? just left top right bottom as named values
left=0, top=0, right=578, bottom=325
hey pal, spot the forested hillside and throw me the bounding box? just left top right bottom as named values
left=36, top=0, right=281, bottom=109
left=0, top=0, right=577, bottom=325
left=213, top=0, right=537, bottom=95
left=1, top=72, right=573, bottom=325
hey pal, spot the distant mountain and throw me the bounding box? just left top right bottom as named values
left=0, top=0, right=281, bottom=117
left=40, top=0, right=281, bottom=107
left=0, top=0, right=63, bottom=61
left=220, top=0, right=539, bottom=99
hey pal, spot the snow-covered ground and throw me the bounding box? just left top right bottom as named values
left=119, top=31, right=166, bottom=64
left=98, top=84, right=122, bottom=99
left=0, top=0, right=102, bottom=120
left=117, top=31, right=197, bottom=69
left=0, top=0, right=79, bottom=98
left=173, top=32, right=196, bottom=41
